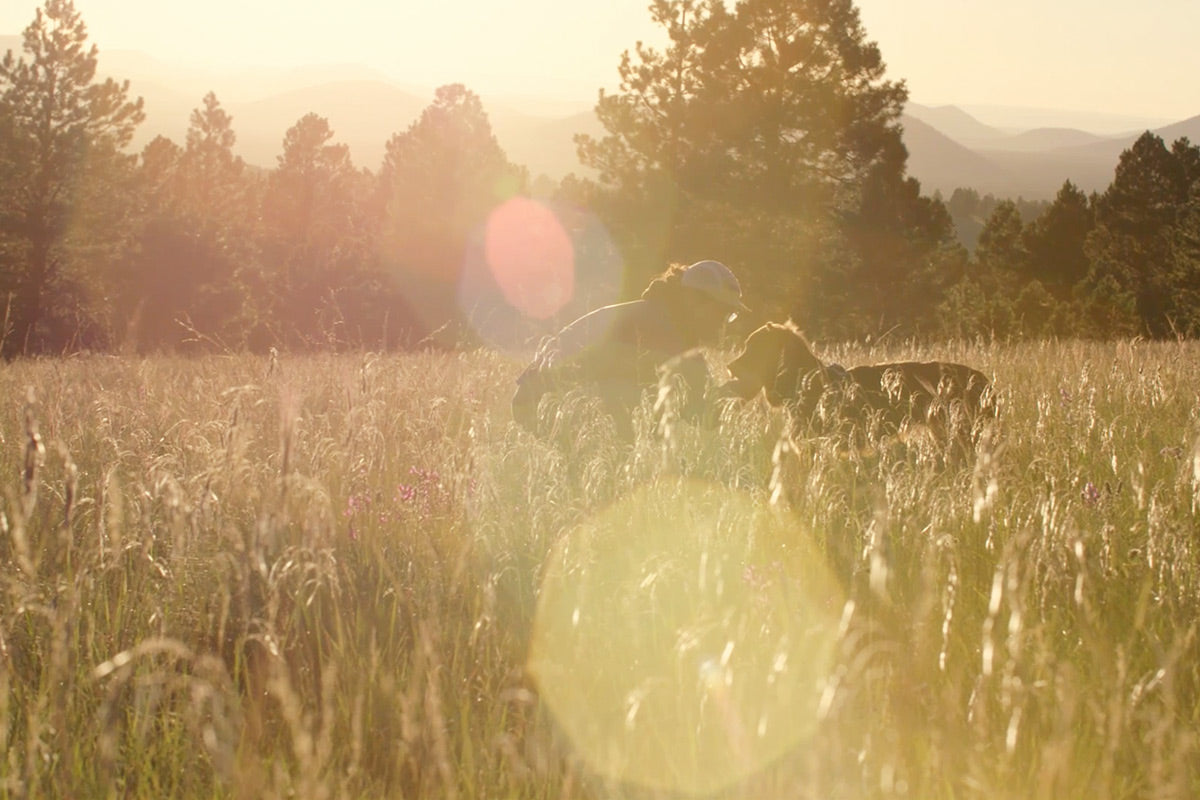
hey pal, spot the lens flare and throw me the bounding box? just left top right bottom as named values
left=483, top=196, right=575, bottom=320
left=458, top=199, right=624, bottom=351
left=529, top=480, right=843, bottom=795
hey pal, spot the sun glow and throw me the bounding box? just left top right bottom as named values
left=483, top=197, right=575, bottom=321
left=458, top=197, right=623, bottom=350
left=529, top=480, right=844, bottom=794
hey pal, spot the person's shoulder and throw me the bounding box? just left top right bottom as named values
left=540, top=300, right=640, bottom=357
left=560, top=300, right=646, bottom=334
left=582, top=299, right=647, bottom=320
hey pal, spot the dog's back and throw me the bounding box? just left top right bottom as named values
left=830, top=361, right=993, bottom=451
left=844, top=361, right=991, bottom=418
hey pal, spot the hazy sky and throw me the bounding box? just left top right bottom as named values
left=3, top=0, right=1198, bottom=124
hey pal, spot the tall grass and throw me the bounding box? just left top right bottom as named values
left=0, top=339, right=1197, bottom=798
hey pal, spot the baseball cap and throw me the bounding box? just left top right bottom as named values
left=680, top=260, right=751, bottom=315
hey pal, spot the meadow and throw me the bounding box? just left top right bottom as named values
left=1, top=338, right=1198, bottom=799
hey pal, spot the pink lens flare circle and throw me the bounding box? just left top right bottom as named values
left=484, top=196, right=575, bottom=321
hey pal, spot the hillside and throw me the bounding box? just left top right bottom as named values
left=898, top=115, right=1007, bottom=196
left=102, top=59, right=598, bottom=176
left=1049, top=113, right=1200, bottom=168
left=904, top=102, right=1005, bottom=145
left=221, top=80, right=430, bottom=169
left=122, top=73, right=1184, bottom=198
left=490, top=109, right=603, bottom=181
left=3, top=35, right=1198, bottom=198
left=985, top=127, right=1115, bottom=152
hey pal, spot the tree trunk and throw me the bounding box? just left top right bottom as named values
left=11, top=228, right=51, bottom=356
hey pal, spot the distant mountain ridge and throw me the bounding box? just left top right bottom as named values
left=2, top=35, right=1197, bottom=200
left=904, top=102, right=1200, bottom=199
left=903, top=104, right=1006, bottom=146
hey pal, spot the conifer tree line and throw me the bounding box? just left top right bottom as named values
left=2, top=0, right=1199, bottom=356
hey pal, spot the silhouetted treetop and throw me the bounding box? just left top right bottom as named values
left=0, top=0, right=144, bottom=353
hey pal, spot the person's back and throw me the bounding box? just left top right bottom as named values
left=512, top=260, right=749, bottom=438
left=513, top=299, right=688, bottom=434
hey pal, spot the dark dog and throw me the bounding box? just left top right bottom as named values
left=721, top=322, right=994, bottom=450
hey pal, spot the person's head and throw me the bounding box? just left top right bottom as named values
left=642, top=260, right=750, bottom=345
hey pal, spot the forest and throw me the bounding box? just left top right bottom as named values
left=2, top=0, right=1200, bottom=358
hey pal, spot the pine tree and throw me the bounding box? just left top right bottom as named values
left=939, top=201, right=1029, bottom=338
left=1022, top=181, right=1094, bottom=299
left=377, top=84, right=524, bottom=341
left=975, top=200, right=1028, bottom=275
left=1164, top=169, right=1200, bottom=335
left=117, top=94, right=259, bottom=350
left=261, top=113, right=378, bottom=348
left=179, top=92, right=253, bottom=231
left=574, top=0, right=936, bottom=332
left=580, top=0, right=904, bottom=210
left=1085, top=132, right=1197, bottom=336
left=0, top=0, right=144, bottom=353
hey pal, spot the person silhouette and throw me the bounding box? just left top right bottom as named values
left=512, top=260, right=750, bottom=438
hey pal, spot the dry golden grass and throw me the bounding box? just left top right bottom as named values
left=0, top=339, right=1198, bottom=798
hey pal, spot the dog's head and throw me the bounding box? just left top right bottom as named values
left=725, top=321, right=826, bottom=406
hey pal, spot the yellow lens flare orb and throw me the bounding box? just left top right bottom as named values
left=529, top=479, right=843, bottom=795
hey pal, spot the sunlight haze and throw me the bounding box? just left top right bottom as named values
left=2, top=0, right=1198, bottom=126
left=855, top=0, right=1199, bottom=126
